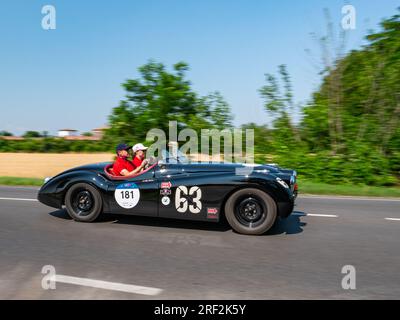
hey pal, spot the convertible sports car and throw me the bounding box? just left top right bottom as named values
left=38, top=153, right=298, bottom=235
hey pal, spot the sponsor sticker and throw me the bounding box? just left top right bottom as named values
left=161, top=196, right=171, bottom=206
left=207, top=207, right=219, bottom=219
left=160, top=189, right=172, bottom=196
left=114, top=183, right=140, bottom=209
left=161, top=181, right=172, bottom=189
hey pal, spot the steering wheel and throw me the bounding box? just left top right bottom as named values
left=143, top=156, right=157, bottom=170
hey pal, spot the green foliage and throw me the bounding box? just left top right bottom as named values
left=0, top=138, right=113, bottom=153
left=23, top=131, right=42, bottom=138
left=0, top=131, right=13, bottom=136
left=105, top=61, right=233, bottom=143
left=298, top=178, right=400, bottom=198
left=254, top=10, right=400, bottom=186
left=259, top=65, right=293, bottom=116
left=0, top=177, right=43, bottom=186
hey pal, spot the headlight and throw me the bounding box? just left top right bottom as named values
left=276, top=177, right=289, bottom=189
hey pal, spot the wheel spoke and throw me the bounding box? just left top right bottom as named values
left=234, top=195, right=267, bottom=228
left=72, top=190, right=93, bottom=216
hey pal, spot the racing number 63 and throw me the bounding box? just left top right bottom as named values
left=175, top=186, right=202, bottom=214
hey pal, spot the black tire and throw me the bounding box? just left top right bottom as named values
left=65, top=183, right=103, bottom=222
left=224, top=188, right=277, bottom=235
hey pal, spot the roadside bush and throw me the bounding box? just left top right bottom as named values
left=0, top=138, right=112, bottom=153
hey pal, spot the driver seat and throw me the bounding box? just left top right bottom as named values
left=103, top=163, right=157, bottom=180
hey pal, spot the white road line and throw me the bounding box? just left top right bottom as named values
left=54, top=275, right=163, bottom=296
left=293, top=212, right=338, bottom=218
left=385, top=218, right=400, bottom=221
left=0, top=197, right=37, bottom=202
left=307, top=213, right=338, bottom=218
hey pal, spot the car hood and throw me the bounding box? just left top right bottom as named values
left=163, top=162, right=283, bottom=174
left=54, top=162, right=112, bottom=176
left=52, top=161, right=293, bottom=178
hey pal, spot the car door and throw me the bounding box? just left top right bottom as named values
left=106, top=166, right=159, bottom=216
left=155, top=163, right=224, bottom=222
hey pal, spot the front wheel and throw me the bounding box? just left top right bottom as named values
left=65, top=183, right=103, bottom=222
left=224, top=188, right=277, bottom=235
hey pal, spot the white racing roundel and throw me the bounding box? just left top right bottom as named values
left=114, top=183, right=140, bottom=209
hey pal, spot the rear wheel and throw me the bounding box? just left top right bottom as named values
left=65, top=183, right=103, bottom=222
left=224, top=188, right=277, bottom=235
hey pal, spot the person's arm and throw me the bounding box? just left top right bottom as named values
left=120, top=160, right=147, bottom=176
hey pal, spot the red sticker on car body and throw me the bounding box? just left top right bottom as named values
left=207, top=207, right=219, bottom=219
left=161, top=181, right=172, bottom=189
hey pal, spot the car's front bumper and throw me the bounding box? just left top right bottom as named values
left=277, top=198, right=295, bottom=218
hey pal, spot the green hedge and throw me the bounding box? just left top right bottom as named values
left=1, top=137, right=398, bottom=187
left=255, top=147, right=398, bottom=187
left=0, top=138, right=113, bottom=153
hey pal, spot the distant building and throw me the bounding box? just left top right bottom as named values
left=58, top=129, right=78, bottom=138
left=91, top=126, right=109, bottom=139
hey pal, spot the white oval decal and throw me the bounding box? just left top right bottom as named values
left=161, top=196, right=170, bottom=206
left=115, top=183, right=140, bottom=209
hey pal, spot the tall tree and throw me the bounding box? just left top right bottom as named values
left=0, top=131, right=13, bottom=136
left=301, top=9, right=400, bottom=176
left=23, top=131, right=42, bottom=138
left=105, top=61, right=233, bottom=142
left=259, top=64, right=300, bottom=144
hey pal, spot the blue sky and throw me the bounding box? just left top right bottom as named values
left=1, top=0, right=399, bottom=135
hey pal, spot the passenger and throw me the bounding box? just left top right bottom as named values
left=132, top=143, right=149, bottom=171
left=113, top=143, right=146, bottom=176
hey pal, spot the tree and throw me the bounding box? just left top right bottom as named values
left=23, top=131, right=42, bottom=138
left=304, top=8, right=349, bottom=154
left=259, top=64, right=300, bottom=144
left=106, top=61, right=233, bottom=142
left=300, top=9, right=400, bottom=183
left=200, top=91, right=233, bottom=130
left=0, top=131, right=13, bottom=136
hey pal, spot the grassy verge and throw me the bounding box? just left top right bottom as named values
left=1, top=176, right=400, bottom=197
left=299, top=179, right=400, bottom=198
left=0, top=177, right=43, bottom=187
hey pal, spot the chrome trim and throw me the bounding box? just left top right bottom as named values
left=267, top=163, right=279, bottom=167
left=276, top=177, right=289, bottom=189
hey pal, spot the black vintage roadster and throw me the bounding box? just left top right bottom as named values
left=38, top=153, right=297, bottom=235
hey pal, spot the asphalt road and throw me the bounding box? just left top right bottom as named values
left=0, top=186, right=399, bottom=299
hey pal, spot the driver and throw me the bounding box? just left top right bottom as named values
left=132, top=143, right=149, bottom=171
left=113, top=143, right=146, bottom=176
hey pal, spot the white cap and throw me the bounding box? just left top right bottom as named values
left=132, top=143, right=148, bottom=153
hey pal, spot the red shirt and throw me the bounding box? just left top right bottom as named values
left=113, top=156, right=135, bottom=176
left=133, top=156, right=143, bottom=168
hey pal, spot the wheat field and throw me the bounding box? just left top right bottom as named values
left=0, top=153, right=115, bottom=178
left=0, top=152, right=225, bottom=178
